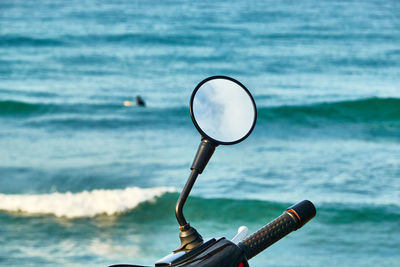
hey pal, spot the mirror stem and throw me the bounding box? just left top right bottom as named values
left=173, top=138, right=217, bottom=252
left=175, top=169, right=199, bottom=226
left=174, top=169, right=203, bottom=252
left=175, top=138, right=217, bottom=226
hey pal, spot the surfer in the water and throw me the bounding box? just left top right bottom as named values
left=136, top=95, right=146, bottom=106
left=123, top=95, right=146, bottom=107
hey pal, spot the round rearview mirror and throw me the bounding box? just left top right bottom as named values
left=190, top=76, right=257, bottom=145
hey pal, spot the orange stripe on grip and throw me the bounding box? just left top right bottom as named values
left=287, top=209, right=302, bottom=226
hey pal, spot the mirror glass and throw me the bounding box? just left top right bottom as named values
left=190, top=77, right=256, bottom=144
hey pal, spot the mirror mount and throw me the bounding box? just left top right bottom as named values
left=190, top=138, right=218, bottom=174
left=173, top=222, right=203, bottom=253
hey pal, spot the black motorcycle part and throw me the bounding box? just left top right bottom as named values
left=109, top=265, right=150, bottom=267
left=286, top=199, right=316, bottom=227
left=174, top=224, right=204, bottom=253
left=238, top=200, right=316, bottom=260
left=190, top=138, right=217, bottom=174
left=179, top=238, right=249, bottom=267
left=156, top=238, right=217, bottom=266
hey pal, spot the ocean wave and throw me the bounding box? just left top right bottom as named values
left=1, top=188, right=398, bottom=223
left=0, top=35, right=65, bottom=47
left=0, top=100, right=185, bottom=116
left=2, top=32, right=398, bottom=49
left=0, top=33, right=208, bottom=48
left=0, top=187, right=176, bottom=218
left=2, top=97, right=399, bottom=120
left=1, top=98, right=399, bottom=138
left=131, top=194, right=400, bottom=225
left=0, top=100, right=53, bottom=115
left=255, top=97, right=400, bottom=140
left=0, top=100, right=144, bottom=116
left=258, top=97, right=400, bottom=123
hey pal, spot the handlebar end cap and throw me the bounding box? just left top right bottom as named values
left=287, top=200, right=316, bottom=228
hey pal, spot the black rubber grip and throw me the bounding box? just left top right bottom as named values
left=238, top=200, right=316, bottom=260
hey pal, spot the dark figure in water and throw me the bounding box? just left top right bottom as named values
left=136, top=95, right=146, bottom=107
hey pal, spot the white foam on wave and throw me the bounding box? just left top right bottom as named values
left=0, top=187, right=176, bottom=218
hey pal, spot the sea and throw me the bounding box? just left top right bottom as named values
left=0, top=0, right=399, bottom=266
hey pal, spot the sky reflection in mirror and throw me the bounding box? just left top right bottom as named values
left=192, top=78, right=255, bottom=143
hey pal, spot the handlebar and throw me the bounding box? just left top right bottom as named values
left=238, top=200, right=316, bottom=260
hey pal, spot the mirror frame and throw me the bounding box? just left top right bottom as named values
left=189, top=75, right=257, bottom=145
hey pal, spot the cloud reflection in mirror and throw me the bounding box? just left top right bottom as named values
left=192, top=78, right=255, bottom=143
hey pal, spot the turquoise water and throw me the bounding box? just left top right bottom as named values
left=1, top=0, right=399, bottom=266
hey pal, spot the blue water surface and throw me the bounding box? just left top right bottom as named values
left=0, top=0, right=399, bottom=266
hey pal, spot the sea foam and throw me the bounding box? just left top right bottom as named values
left=0, top=187, right=176, bottom=218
